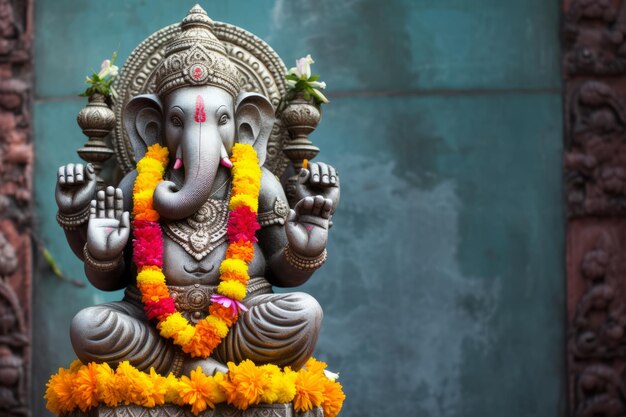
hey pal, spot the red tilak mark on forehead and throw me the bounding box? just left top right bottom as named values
left=195, top=95, right=206, bottom=123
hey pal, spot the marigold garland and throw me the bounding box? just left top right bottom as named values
left=45, top=358, right=345, bottom=417
left=132, top=143, right=261, bottom=358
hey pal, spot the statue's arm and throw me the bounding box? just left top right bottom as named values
left=258, top=168, right=332, bottom=287
left=55, top=163, right=98, bottom=260
left=83, top=171, right=136, bottom=291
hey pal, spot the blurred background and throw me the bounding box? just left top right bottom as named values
left=30, top=1, right=563, bottom=416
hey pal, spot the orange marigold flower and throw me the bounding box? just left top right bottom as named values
left=72, top=362, right=99, bottom=411
left=115, top=361, right=154, bottom=406
left=179, top=367, right=223, bottom=415
left=145, top=368, right=167, bottom=407
left=145, top=144, right=169, bottom=166
left=226, top=241, right=255, bottom=263
left=45, top=368, right=77, bottom=414
left=293, top=369, right=325, bottom=412
left=322, top=380, right=346, bottom=417
left=209, top=303, right=238, bottom=326
left=182, top=323, right=220, bottom=358
left=94, top=362, right=119, bottom=407
left=305, top=357, right=327, bottom=375
left=134, top=209, right=159, bottom=222
left=137, top=282, right=170, bottom=302
left=221, top=360, right=271, bottom=409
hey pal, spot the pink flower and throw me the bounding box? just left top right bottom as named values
left=210, top=294, right=248, bottom=315
left=144, top=297, right=176, bottom=320
left=227, top=206, right=260, bottom=243
left=295, top=54, right=314, bottom=79
left=133, top=220, right=163, bottom=267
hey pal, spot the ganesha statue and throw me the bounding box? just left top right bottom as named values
left=47, top=4, right=343, bottom=417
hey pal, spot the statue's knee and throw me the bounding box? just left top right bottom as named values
left=70, top=306, right=121, bottom=359
left=285, top=292, right=323, bottom=329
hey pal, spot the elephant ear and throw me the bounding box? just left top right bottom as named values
left=235, top=92, right=275, bottom=166
left=123, top=94, right=163, bottom=163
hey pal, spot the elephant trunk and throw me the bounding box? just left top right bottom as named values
left=153, top=125, right=221, bottom=220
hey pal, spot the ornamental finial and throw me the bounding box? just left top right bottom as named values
left=155, top=4, right=240, bottom=97
left=181, top=4, right=214, bottom=30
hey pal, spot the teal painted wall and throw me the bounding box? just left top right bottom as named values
left=32, top=1, right=564, bottom=416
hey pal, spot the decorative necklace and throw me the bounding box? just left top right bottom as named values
left=132, top=143, right=261, bottom=358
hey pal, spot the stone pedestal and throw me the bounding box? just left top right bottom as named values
left=63, top=404, right=324, bottom=417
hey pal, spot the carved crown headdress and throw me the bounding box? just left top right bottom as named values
left=155, top=4, right=240, bottom=97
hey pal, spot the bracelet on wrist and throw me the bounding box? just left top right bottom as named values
left=284, top=244, right=327, bottom=271
left=57, top=205, right=90, bottom=230
left=83, top=244, right=122, bottom=272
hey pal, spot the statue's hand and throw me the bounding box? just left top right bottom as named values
left=55, top=163, right=97, bottom=214
left=285, top=195, right=332, bottom=257
left=293, top=162, right=340, bottom=214
left=86, top=186, right=130, bottom=260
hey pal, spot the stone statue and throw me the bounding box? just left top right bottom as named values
left=54, top=5, right=339, bottom=379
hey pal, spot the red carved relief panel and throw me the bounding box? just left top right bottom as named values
left=564, top=0, right=626, bottom=415
left=0, top=0, right=32, bottom=415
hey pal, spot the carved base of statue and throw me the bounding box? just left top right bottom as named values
left=63, top=404, right=323, bottom=417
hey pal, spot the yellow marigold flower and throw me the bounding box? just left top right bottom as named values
left=219, top=258, right=249, bottom=283
left=179, top=367, right=221, bottom=415
left=133, top=176, right=161, bottom=196
left=204, top=315, right=229, bottom=338
left=137, top=157, right=165, bottom=177
left=293, top=369, right=325, bottom=412
left=231, top=143, right=258, bottom=163
left=94, top=362, right=119, bottom=407
left=158, top=313, right=190, bottom=339
left=73, top=362, right=99, bottom=411
left=232, top=179, right=261, bottom=199
left=164, top=372, right=185, bottom=405
left=322, top=379, right=346, bottom=417
left=235, top=164, right=261, bottom=179
left=217, top=280, right=247, bottom=301
left=145, top=144, right=169, bottom=166
left=210, top=372, right=228, bottom=404
left=173, top=324, right=196, bottom=346
left=273, top=369, right=297, bottom=404
left=145, top=368, right=167, bottom=407
left=132, top=189, right=154, bottom=216
left=45, top=368, right=76, bottom=414
left=136, top=268, right=166, bottom=285
left=222, top=360, right=271, bottom=409
left=115, top=361, right=155, bottom=406
left=229, top=194, right=259, bottom=213
left=259, top=364, right=281, bottom=403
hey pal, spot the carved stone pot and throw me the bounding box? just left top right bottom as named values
left=76, top=93, right=115, bottom=189
left=281, top=93, right=321, bottom=171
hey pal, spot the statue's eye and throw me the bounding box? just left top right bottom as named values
left=218, top=114, right=230, bottom=125
left=171, top=115, right=183, bottom=127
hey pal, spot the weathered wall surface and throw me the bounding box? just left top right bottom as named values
left=32, top=1, right=564, bottom=416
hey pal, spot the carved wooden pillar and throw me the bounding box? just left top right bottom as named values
left=564, top=0, right=626, bottom=415
left=0, top=0, right=32, bottom=415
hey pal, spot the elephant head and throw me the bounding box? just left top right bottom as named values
left=123, top=87, right=275, bottom=220
left=121, top=4, right=276, bottom=220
